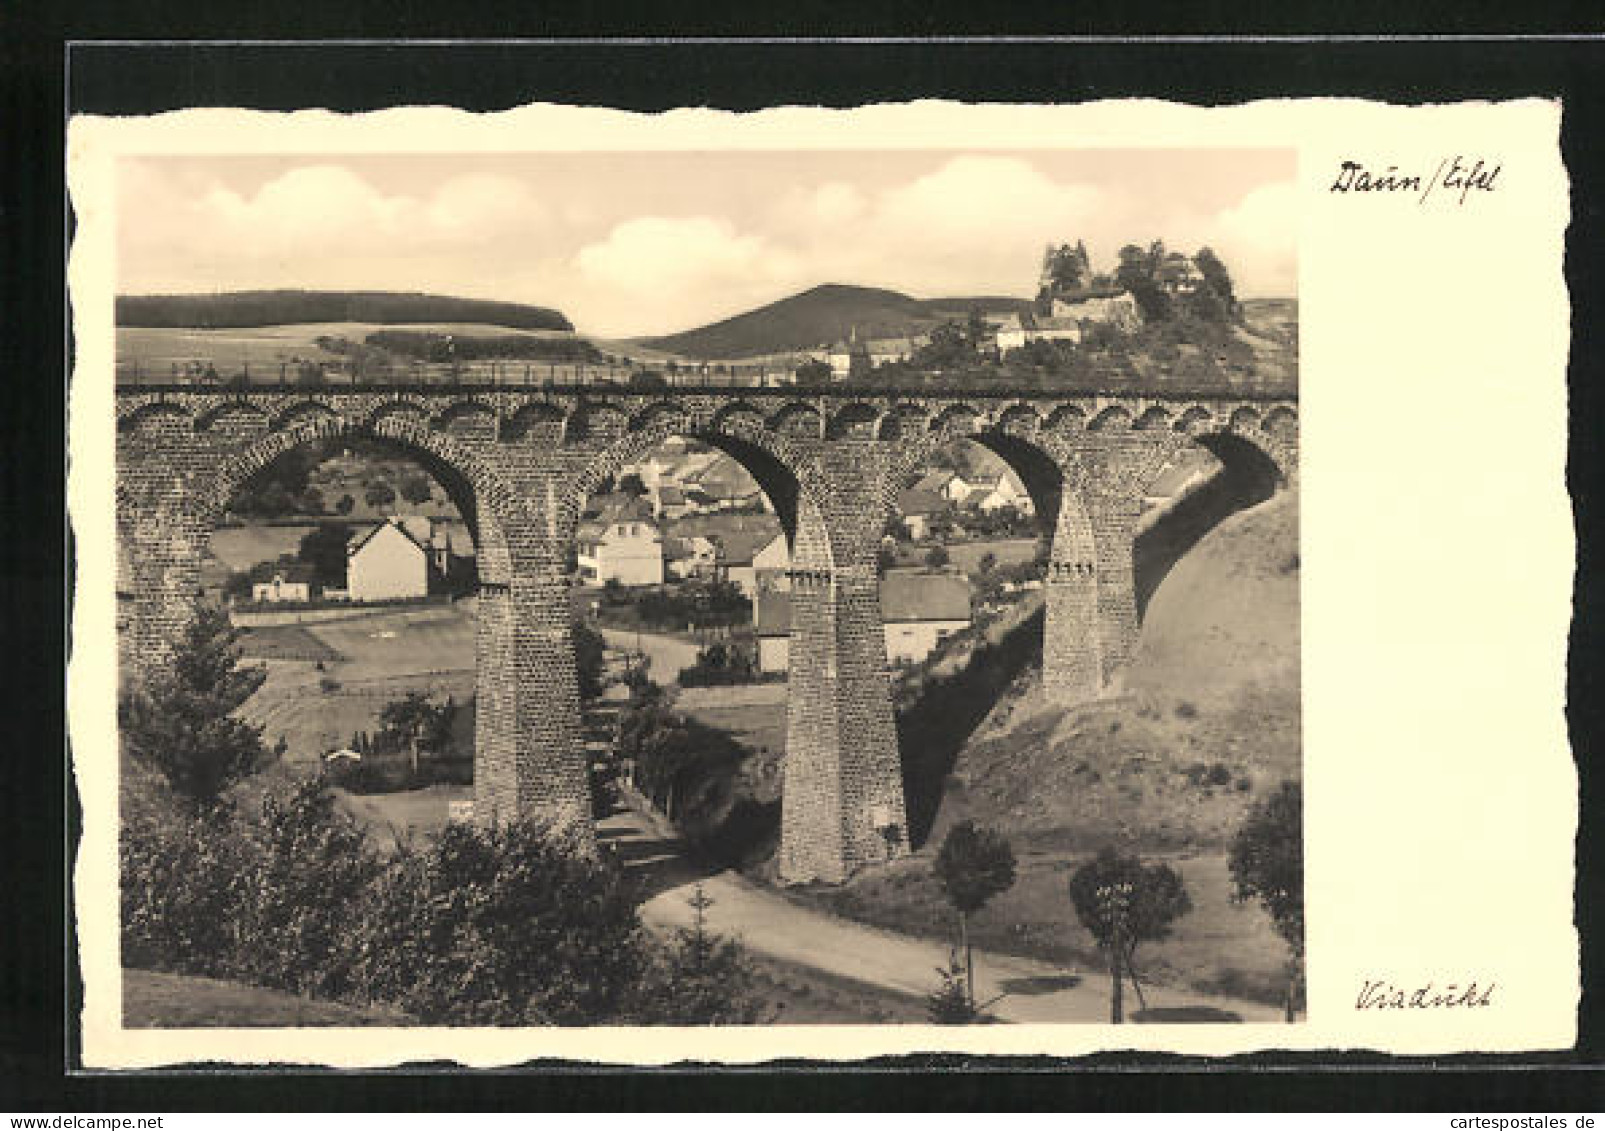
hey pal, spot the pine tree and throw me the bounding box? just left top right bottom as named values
left=119, top=605, right=280, bottom=810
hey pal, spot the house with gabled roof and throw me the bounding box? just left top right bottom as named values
left=346, top=516, right=445, bottom=602
left=577, top=497, right=663, bottom=587
left=753, top=568, right=972, bottom=672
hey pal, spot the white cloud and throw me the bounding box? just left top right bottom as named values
left=574, top=216, right=801, bottom=301
left=117, top=154, right=1297, bottom=330
left=119, top=163, right=551, bottom=292
left=1206, top=182, right=1298, bottom=295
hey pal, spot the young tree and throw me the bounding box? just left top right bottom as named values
left=926, top=544, right=952, bottom=569
left=297, top=522, right=353, bottom=587
left=794, top=358, right=833, bottom=386
left=573, top=622, right=608, bottom=701
left=1068, top=847, right=1193, bottom=1022
left=334, top=494, right=355, bottom=516
left=1230, top=780, right=1304, bottom=1020
left=618, top=472, right=649, bottom=499
left=932, top=820, right=1017, bottom=1009
left=638, top=884, right=768, bottom=1024
left=399, top=473, right=433, bottom=506
left=379, top=690, right=443, bottom=778
left=118, top=605, right=280, bottom=810
left=365, top=481, right=397, bottom=510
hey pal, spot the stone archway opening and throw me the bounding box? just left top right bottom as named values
left=884, top=430, right=1072, bottom=848
left=193, top=429, right=498, bottom=808
left=572, top=429, right=818, bottom=874
left=1133, top=429, right=1286, bottom=618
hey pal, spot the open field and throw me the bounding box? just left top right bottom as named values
left=122, top=951, right=923, bottom=1028
left=239, top=603, right=477, bottom=758
left=118, top=322, right=578, bottom=369
left=676, top=683, right=789, bottom=758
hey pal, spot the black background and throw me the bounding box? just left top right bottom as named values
left=4, top=8, right=1603, bottom=1112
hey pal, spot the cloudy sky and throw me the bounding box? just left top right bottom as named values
left=117, top=150, right=1295, bottom=338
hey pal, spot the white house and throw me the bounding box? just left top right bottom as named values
left=913, top=470, right=973, bottom=505
left=577, top=499, right=664, bottom=587
left=881, top=570, right=973, bottom=665
left=966, top=471, right=1035, bottom=515
left=993, top=313, right=1030, bottom=352
left=716, top=529, right=788, bottom=598
left=753, top=569, right=973, bottom=673
left=347, top=518, right=436, bottom=602
left=250, top=565, right=314, bottom=604
left=664, top=535, right=718, bottom=580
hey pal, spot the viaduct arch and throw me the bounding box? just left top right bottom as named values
left=114, top=384, right=1297, bottom=884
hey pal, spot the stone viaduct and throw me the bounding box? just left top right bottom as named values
left=113, top=383, right=1297, bottom=884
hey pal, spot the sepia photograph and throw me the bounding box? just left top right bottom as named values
left=65, top=92, right=1577, bottom=1070
left=108, top=144, right=1302, bottom=1030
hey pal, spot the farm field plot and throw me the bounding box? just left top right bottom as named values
left=237, top=624, right=342, bottom=662
left=675, top=683, right=789, bottom=757
left=239, top=603, right=477, bottom=759
left=118, top=321, right=579, bottom=369
left=310, top=604, right=476, bottom=677
left=943, top=537, right=1041, bottom=574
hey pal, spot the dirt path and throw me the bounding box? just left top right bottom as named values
left=604, top=806, right=1280, bottom=1025
left=599, top=628, right=702, bottom=684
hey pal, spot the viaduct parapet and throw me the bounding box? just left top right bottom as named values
left=113, top=383, right=1297, bottom=884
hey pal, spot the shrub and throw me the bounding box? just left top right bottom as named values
left=352, top=819, right=649, bottom=1025
left=122, top=775, right=768, bottom=1024
left=234, top=777, right=383, bottom=999
left=119, top=810, right=252, bottom=977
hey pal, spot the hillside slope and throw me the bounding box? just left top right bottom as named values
left=639, top=283, right=1033, bottom=360
left=929, top=488, right=1301, bottom=852
left=117, top=290, right=572, bottom=332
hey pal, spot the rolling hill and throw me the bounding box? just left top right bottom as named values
left=637, top=283, right=1035, bottom=360
left=928, top=488, right=1301, bottom=853
left=116, top=290, right=573, bottom=332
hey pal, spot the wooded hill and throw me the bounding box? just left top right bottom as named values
left=116, top=290, right=573, bottom=332
left=638, top=283, right=1034, bottom=360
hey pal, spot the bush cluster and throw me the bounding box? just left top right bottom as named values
left=121, top=775, right=766, bottom=1024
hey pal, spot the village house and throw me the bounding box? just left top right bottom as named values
left=992, top=312, right=1030, bottom=352
left=249, top=562, right=316, bottom=604
left=1026, top=311, right=1086, bottom=344
left=865, top=336, right=920, bottom=368
left=753, top=569, right=973, bottom=673
left=896, top=485, right=948, bottom=541
left=881, top=569, right=974, bottom=665
left=913, top=470, right=974, bottom=505
left=663, top=534, right=718, bottom=580
left=715, top=528, right=789, bottom=598
left=577, top=497, right=664, bottom=587
left=346, top=516, right=450, bottom=602
left=685, top=456, right=765, bottom=512
left=963, top=471, right=1035, bottom=516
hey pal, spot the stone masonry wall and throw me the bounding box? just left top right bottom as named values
left=114, top=386, right=1295, bottom=885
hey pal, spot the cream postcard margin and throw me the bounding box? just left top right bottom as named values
left=67, top=98, right=1576, bottom=1066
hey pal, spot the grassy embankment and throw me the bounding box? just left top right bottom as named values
left=790, top=489, right=1302, bottom=1007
